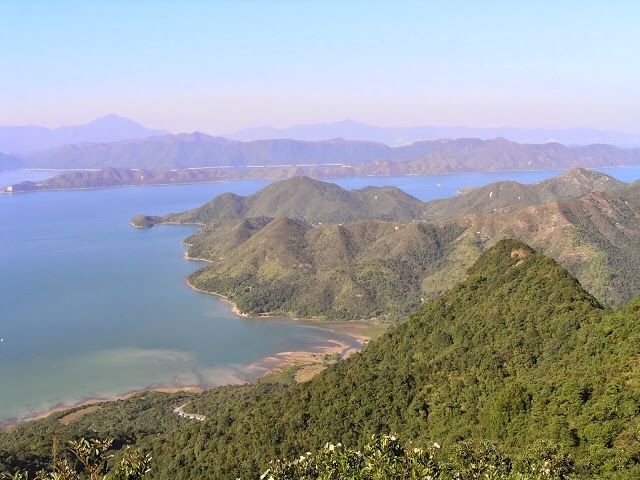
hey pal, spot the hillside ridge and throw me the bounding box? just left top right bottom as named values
left=4, top=241, right=640, bottom=478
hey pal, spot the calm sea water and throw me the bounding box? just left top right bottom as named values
left=1, top=166, right=640, bottom=424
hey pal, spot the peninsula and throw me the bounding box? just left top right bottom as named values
left=130, top=169, right=640, bottom=323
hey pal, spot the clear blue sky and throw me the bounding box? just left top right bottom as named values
left=1, top=0, right=638, bottom=133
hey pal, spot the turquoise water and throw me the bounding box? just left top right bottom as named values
left=2, top=166, right=640, bottom=424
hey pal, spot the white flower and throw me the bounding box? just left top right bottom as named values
left=433, top=442, right=441, bottom=449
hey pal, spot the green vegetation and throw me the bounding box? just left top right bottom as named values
left=173, top=174, right=640, bottom=320
left=1, top=434, right=578, bottom=480
left=124, top=170, right=640, bottom=321
left=166, top=176, right=425, bottom=225
left=422, top=168, right=624, bottom=220
left=1, top=438, right=150, bottom=480
left=3, top=241, right=640, bottom=478
left=186, top=218, right=464, bottom=321
left=263, top=434, right=575, bottom=479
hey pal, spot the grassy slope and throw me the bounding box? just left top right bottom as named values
left=426, top=187, right=640, bottom=306
left=187, top=218, right=465, bottom=320
left=422, top=168, right=625, bottom=220
left=147, top=170, right=637, bottom=321
left=184, top=184, right=640, bottom=319
left=3, top=241, right=640, bottom=478
left=167, top=176, right=425, bottom=224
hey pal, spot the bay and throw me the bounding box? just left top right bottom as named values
left=2, top=165, right=640, bottom=424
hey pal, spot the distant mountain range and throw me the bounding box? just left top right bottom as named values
left=2, top=115, right=638, bottom=158
left=0, top=153, right=23, bottom=171
left=0, top=114, right=166, bottom=154
left=228, top=119, right=640, bottom=147
left=12, top=134, right=640, bottom=175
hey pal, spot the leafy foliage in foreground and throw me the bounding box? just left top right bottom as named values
left=2, top=241, right=640, bottom=479
left=263, top=434, right=575, bottom=480
left=0, top=438, right=150, bottom=480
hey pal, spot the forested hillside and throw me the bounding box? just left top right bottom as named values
left=2, top=241, right=639, bottom=479
left=185, top=218, right=464, bottom=320
left=422, top=167, right=624, bottom=219
left=130, top=171, right=640, bottom=320
left=164, top=176, right=425, bottom=224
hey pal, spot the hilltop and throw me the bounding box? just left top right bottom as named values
left=185, top=218, right=464, bottom=320
left=2, top=241, right=639, bottom=478
left=0, top=115, right=166, bottom=154
left=164, top=176, right=425, bottom=224
left=423, top=167, right=625, bottom=219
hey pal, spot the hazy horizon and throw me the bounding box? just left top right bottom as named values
left=3, top=114, right=640, bottom=138
left=1, top=1, right=639, bottom=135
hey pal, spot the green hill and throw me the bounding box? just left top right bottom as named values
left=186, top=217, right=464, bottom=320
left=2, top=241, right=639, bottom=478
left=152, top=169, right=624, bottom=227
left=423, top=167, right=625, bottom=220
left=165, top=176, right=425, bottom=224
left=132, top=171, right=640, bottom=319
left=426, top=186, right=640, bottom=306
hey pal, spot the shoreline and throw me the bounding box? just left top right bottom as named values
left=185, top=276, right=250, bottom=318
left=2, top=273, right=378, bottom=432
left=1, top=317, right=373, bottom=432
left=6, top=165, right=639, bottom=195
left=180, top=238, right=385, bottom=344
left=1, top=194, right=384, bottom=433
left=0, top=385, right=205, bottom=432
left=183, top=275, right=380, bottom=343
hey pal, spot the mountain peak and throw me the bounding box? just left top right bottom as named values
left=464, top=239, right=602, bottom=310
left=0, top=115, right=167, bottom=153
left=546, top=167, right=624, bottom=192
left=89, top=113, right=136, bottom=124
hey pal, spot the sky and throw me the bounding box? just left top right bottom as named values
left=1, top=0, right=639, bottom=134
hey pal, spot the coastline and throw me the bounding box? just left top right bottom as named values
left=2, top=270, right=379, bottom=432
left=6, top=165, right=630, bottom=195
left=181, top=244, right=385, bottom=343
left=1, top=193, right=385, bottom=433
left=186, top=277, right=249, bottom=318
left=0, top=385, right=205, bottom=432
left=1, top=316, right=374, bottom=432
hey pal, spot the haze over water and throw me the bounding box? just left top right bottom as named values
left=2, top=166, right=640, bottom=424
